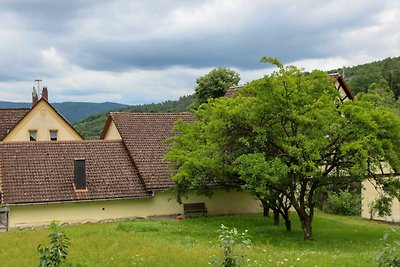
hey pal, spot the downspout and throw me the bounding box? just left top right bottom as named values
left=0, top=206, right=9, bottom=232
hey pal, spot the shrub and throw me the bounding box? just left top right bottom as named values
left=323, top=189, right=361, bottom=216
left=211, top=224, right=252, bottom=267
left=376, top=229, right=400, bottom=267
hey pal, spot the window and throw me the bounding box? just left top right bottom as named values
left=50, top=130, right=58, bottom=141
left=29, top=130, right=37, bottom=142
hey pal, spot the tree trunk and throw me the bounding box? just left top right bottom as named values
left=263, top=206, right=270, bottom=217
left=300, top=215, right=313, bottom=240
left=281, top=213, right=291, bottom=231
left=285, top=219, right=291, bottom=231
left=273, top=210, right=280, bottom=225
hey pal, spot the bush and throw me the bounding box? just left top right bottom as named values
left=323, top=189, right=361, bottom=216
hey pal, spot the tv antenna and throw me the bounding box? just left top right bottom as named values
left=35, top=79, right=42, bottom=92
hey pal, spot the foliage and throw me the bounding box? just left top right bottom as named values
left=323, top=189, right=361, bottom=216
left=165, top=58, right=400, bottom=240
left=357, top=79, right=400, bottom=115
left=376, top=229, right=400, bottom=267
left=211, top=224, right=252, bottom=267
left=0, top=213, right=397, bottom=266
left=73, top=94, right=194, bottom=139
left=37, top=221, right=71, bottom=267
left=369, top=195, right=393, bottom=219
left=194, top=67, right=240, bottom=107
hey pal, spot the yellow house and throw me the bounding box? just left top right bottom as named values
left=0, top=92, right=262, bottom=230
left=1, top=88, right=83, bottom=142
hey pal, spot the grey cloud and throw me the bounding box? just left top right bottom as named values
left=57, top=0, right=386, bottom=71
left=0, top=0, right=103, bottom=32
left=0, top=0, right=398, bottom=103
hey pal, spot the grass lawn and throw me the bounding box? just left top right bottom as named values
left=0, top=212, right=397, bottom=266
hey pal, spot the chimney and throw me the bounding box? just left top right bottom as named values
left=74, top=158, right=87, bottom=191
left=42, top=86, right=48, bottom=101
left=32, top=86, right=39, bottom=107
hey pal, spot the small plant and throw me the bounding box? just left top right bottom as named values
left=211, top=224, right=252, bottom=267
left=37, top=221, right=71, bottom=267
left=376, top=229, right=400, bottom=267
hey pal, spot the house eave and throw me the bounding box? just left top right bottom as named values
left=3, top=194, right=153, bottom=207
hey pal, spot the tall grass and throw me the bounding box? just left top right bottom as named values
left=0, top=212, right=396, bottom=266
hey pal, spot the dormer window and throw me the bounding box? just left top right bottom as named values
left=29, top=130, right=37, bottom=142
left=74, top=158, right=87, bottom=191
left=50, top=130, right=58, bottom=141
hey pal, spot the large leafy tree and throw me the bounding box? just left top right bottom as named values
left=193, top=67, right=240, bottom=107
left=165, top=59, right=400, bottom=240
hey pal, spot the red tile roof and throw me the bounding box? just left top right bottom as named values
left=0, top=140, right=149, bottom=204
left=329, top=73, right=355, bottom=101
left=108, top=112, right=194, bottom=189
left=0, top=109, right=30, bottom=141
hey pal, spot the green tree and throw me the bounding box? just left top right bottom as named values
left=357, top=79, right=400, bottom=115
left=165, top=58, right=400, bottom=240
left=194, top=67, right=240, bottom=107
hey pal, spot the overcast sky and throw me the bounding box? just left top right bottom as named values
left=0, top=0, right=399, bottom=104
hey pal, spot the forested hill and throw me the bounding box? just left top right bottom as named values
left=0, top=101, right=127, bottom=123
left=329, top=56, right=400, bottom=97
left=72, top=94, right=194, bottom=139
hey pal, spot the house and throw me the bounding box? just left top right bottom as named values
left=0, top=88, right=262, bottom=230
left=1, top=87, right=83, bottom=142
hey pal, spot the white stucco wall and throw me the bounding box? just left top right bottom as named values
left=362, top=180, right=400, bottom=222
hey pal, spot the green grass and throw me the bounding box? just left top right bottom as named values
left=0, top=212, right=397, bottom=266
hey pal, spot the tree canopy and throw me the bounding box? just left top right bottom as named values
left=193, top=67, right=240, bottom=107
left=165, top=59, right=400, bottom=240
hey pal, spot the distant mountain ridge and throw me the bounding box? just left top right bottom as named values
left=0, top=101, right=128, bottom=123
